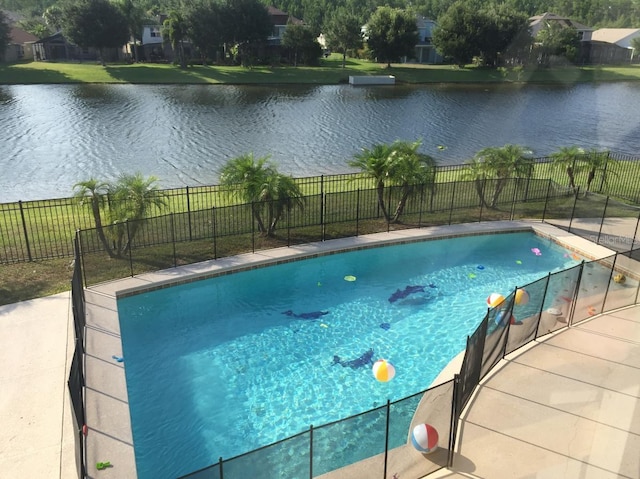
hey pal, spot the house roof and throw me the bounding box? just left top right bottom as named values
left=529, top=12, right=593, bottom=37
left=591, top=28, right=640, bottom=48
left=267, top=5, right=303, bottom=25
left=10, top=26, right=38, bottom=44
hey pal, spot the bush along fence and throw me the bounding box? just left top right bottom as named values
left=68, top=240, right=638, bottom=479
left=74, top=178, right=640, bottom=287
left=2, top=151, right=640, bottom=264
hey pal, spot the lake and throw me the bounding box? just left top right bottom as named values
left=2, top=82, right=640, bottom=202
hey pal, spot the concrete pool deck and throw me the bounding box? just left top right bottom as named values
left=2, top=220, right=638, bottom=479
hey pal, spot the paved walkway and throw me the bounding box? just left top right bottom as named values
left=431, top=304, right=640, bottom=479
left=0, top=292, right=76, bottom=479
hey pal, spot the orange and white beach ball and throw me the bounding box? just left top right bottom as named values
left=515, top=288, right=529, bottom=306
left=487, top=293, right=505, bottom=308
left=372, top=359, right=396, bottom=382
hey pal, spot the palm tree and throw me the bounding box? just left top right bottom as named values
left=583, top=149, right=613, bottom=193
left=349, top=141, right=435, bottom=223
left=349, top=143, right=394, bottom=221
left=550, top=146, right=583, bottom=193
left=163, top=10, right=188, bottom=68
left=466, top=144, right=533, bottom=208
left=107, top=173, right=167, bottom=255
left=385, top=141, right=436, bottom=222
left=73, top=178, right=115, bottom=258
left=220, top=154, right=304, bottom=237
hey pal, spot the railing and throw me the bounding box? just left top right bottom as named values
left=2, top=151, right=639, bottom=264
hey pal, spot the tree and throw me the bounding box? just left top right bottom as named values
left=116, top=0, right=145, bottom=62
left=432, top=1, right=483, bottom=66
left=220, top=154, right=305, bottom=237
left=583, top=149, right=614, bottom=194
left=365, top=7, right=418, bottom=67
left=631, top=36, right=640, bottom=61
left=43, top=5, right=65, bottom=32
left=551, top=146, right=583, bottom=193
left=73, top=178, right=114, bottom=258
left=220, top=0, right=272, bottom=66
left=163, top=10, right=189, bottom=68
left=349, top=140, right=436, bottom=223
left=60, top=0, right=129, bottom=65
left=282, top=23, right=322, bottom=66
left=535, top=23, right=580, bottom=66
left=74, top=174, right=166, bottom=257
left=186, top=0, right=224, bottom=65
left=432, top=1, right=529, bottom=67
left=0, top=10, right=11, bottom=61
left=323, top=8, right=362, bottom=68
left=465, top=144, right=533, bottom=208
left=107, top=173, right=167, bottom=254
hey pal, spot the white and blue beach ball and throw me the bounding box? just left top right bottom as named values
left=411, top=423, right=439, bottom=454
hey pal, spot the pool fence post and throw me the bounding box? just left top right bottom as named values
left=568, top=262, right=585, bottom=326
left=631, top=209, right=640, bottom=251
left=186, top=185, right=193, bottom=241
left=448, top=374, right=460, bottom=468
left=568, top=187, right=580, bottom=233
left=510, top=178, right=518, bottom=221
left=356, top=189, right=360, bottom=236
left=219, top=456, right=223, bottom=479
left=478, top=179, right=486, bottom=223
left=601, top=253, right=617, bottom=314
left=171, top=213, right=177, bottom=268
left=448, top=182, right=456, bottom=225
left=533, top=273, right=551, bottom=338
left=596, top=195, right=609, bottom=245
left=541, top=180, right=551, bottom=222
left=212, top=207, right=217, bottom=260
left=18, top=200, right=32, bottom=262
left=383, top=400, right=390, bottom=479
left=126, top=220, right=134, bottom=277
left=287, top=205, right=291, bottom=247
left=319, top=175, right=324, bottom=227
left=322, top=193, right=326, bottom=242
left=309, top=424, right=314, bottom=479
left=251, top=201, right=255, bottom=253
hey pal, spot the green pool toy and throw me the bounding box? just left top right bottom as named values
left=96, top=461, right=112, bottom=470
left=516, top=260, right=522, bottom=264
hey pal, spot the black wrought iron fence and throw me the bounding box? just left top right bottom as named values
left=3, top=152, right=640, bottom=264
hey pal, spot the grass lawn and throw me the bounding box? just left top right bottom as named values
left=2, top=58, right=640, bottom=85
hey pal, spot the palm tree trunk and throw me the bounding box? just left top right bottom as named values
left=567, top=166, right=576, bottom=192
left=474, top=179, right=490, bottom=208
left=376, top=181, right=390, bottom=221
left=490, top=179, right=506, bottom=208
left=90, top=199, right=116, bottom=258
left=391, top=189, right=411, bottom=222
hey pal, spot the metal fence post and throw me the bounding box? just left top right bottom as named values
left=126, top=220, right=133, bottom=277
left=322, top=193, right=326, bottom=242
left=568, top=262, right=585, bottom=326
left=632, top=209, right=640, bottom=252
left=533, top=273, right=551, bottom=338
left=601, top=253, right=617, bottom=312
left=568, top=187, right=580, bottom=232
left=356, top=189, right=360, bottom=236
left=171, top=213, right=177, bottom=268
left=219, top=457, right=224, bottom=479
left=251, top=202, right=255, bottom=253
left=596, top=195, right=609, bottom=244
left=510, top=178, right=518, bottom=221
left=541, top=180, right=551, bottom=222
left=319, top=175, right=324, bottom=227
left=18, top=200, right=32, bottom=261
left=383, top=400, right=391, bottom=479
left=309, top=424, right=314, bottom=479
left=448, top=374, right=460, bottom=468
left=212, top=207, right=217, bottom=260
left=186, top=186, right=193, bottom=241
left=448, top=182, right=456, bottom=225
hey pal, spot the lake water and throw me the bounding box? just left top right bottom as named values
left=2, top=82, right=640, bottom=202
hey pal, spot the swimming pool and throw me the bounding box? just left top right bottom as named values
left=117, top=231, right=580, bottom=478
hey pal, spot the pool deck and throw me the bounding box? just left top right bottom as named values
left=2, top=220, right=639, bottom=479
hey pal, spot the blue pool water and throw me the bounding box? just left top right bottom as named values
left=117, top=232, right=580, bottom=478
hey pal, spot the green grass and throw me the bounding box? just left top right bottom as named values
left=3, top=58, right=640, bottom=85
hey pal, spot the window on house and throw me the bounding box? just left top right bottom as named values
left=150, top=27, right=161, bottom=38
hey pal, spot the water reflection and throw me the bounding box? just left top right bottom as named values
left=2, top=82, right=639, bottom=201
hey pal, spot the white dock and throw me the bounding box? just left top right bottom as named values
left=349, top=75, right=395, bottom=85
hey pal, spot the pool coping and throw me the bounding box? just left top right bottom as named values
left=82, top=220, right=618, bottom=479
